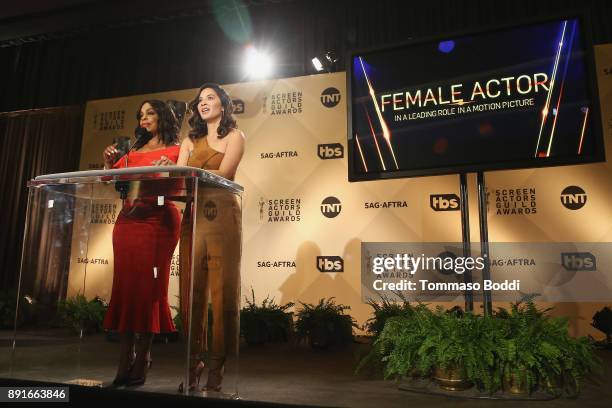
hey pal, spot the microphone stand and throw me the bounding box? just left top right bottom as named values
left=117, top=131, right=149, bottom=200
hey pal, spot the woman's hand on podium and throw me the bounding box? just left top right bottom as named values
left=103, top=143, right=120, bottom=169
left=152, top=155, right=175, bottom=166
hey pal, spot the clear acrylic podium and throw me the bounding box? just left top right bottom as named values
left=9, top=166, right=242, bottom=398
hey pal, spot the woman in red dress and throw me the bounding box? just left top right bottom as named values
left=102, top=100, right=180, bottom=386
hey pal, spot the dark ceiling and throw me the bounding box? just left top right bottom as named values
left=1, top=0, right=610, bottom=113
left=0, top=0, right=266, bottom=47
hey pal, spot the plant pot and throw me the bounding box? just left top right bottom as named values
left=245, top=321, right=267, bottom=345
left=401, top=368, right=425, bottom=383
left=433, top=365, right=472, bottom=391
left=309, top=325, right=332, bottom=349
left=267, top=313, right=293, bottom=343
left=503, top=369, right=531, bottom=394
left=541, top=373, right=563, bottom=394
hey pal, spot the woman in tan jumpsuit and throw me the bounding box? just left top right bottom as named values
left=177, top=83, right=245, bottom=392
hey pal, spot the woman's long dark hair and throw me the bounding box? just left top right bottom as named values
left=187, top=83, right=236, bottom=140
left=135, top=99, right=179, bottom=149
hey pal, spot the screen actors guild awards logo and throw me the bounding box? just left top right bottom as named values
left=320, top=87, right=341, bottom=108
left=90, top=203, right=118, bottom=224
left=560, top=186, right=587, bottom=210
left=259, top=197, right=266, bottom=221
left=265, top=91, right=303, bottom=115
left=94, top=110, right=125, bottom=131
left=494, top=188, right=537, bottom=215
left=264, top=198, right=301, bottom=222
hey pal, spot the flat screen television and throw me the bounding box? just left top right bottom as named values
left=347, top=15, right=605, bottom=181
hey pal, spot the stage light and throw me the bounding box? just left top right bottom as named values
left=311, top=50, right=339, bottom=73
left=312, top=57, right=324, bottom=72
left=438, top=40, right=455, bottom=53
left=324, top=51, right=338, bottom=65
left=244, top=46, right=273, bottom=79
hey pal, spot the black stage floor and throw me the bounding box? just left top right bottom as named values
left=1, top=330, right=610, bottom=407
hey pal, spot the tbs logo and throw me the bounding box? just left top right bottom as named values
left=320, top=87, right=341, bottom=108
left=321, top=196, right=341, bottom=218
left=318, top=143, right=344, bottom=160
left=317, top=256, right=344, bottom=272
left=430, top=194, right=460, bottom=211
left=561, top=252, right=596, bottom=271
left=560, top=186, right=587, bottom=210
left=203, top=200, right=217, bottom=221
left=232, top=99, right=245, bottom=114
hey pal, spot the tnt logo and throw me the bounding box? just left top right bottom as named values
left=560, top=186, right=587, bottom=210
left=232, top=99, right=245, bottom=114
left=203, top=200, right=217, bottom=221
left=430, top=194, right=460, bottom=211
left=321, top=196, right=341, bottom=218
left=317, top=256, right=344, bottom=272
left=318, top=143, right=344, bottom=160
left=561, top=252, right=596, bottom=271
left=320, top=87, right=341, bottom=108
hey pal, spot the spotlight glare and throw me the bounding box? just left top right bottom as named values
left=312, top=57, right=324, bottom=72
left=244, top=46, right=273, bottom=79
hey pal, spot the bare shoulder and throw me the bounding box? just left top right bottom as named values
left=227, top=128, right=246, bottom=141
left=180, top=137, right=194, bottom=148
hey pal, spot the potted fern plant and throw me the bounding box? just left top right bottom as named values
left=360, top=303, right=433, bottom=378
left=361, top=305, right=502, bottom=393
left=296, top=297, right=356, bottom=349
left=56, top=294, right=107, bottom=335
left=495, top=299, right=602, bottom=396
left=358, top=297, right=601, bottom=397
left=240, top=289, right=294, bottom=345
left=425, top=308, right=502, bottom=392
left=364, top=294, right=414, bottom=338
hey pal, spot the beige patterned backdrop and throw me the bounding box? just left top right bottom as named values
left=73, top=44, right=612, bottom=337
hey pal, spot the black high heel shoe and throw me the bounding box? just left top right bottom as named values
left=110, top=375, right=130, bottom=387
left=125, top=358, right=152, bottom=387
left=178, top=360, right=205, bottom=393
left=108, top=352, right=137, bottom=387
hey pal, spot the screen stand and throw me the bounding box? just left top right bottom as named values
left=459, top=173, right=473, bottom=312
left=477, top=171, right=493, bottom=316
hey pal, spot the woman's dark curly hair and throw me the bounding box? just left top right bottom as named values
left=135, top=99, right=179, bottom=149
left=187, top=83, right=236, bottom=140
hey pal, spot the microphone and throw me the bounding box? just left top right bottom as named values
left=125, top=127, right=153, bottom=167
left=116, top=127, right=153, bottom=199
left=134, top=126, right=153, bottom=147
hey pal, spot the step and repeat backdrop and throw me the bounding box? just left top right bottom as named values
left=72, top=45, right=612, bottom=337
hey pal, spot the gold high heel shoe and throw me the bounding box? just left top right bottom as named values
left=178, top=359, right=206, bottom=392
left=203, top=354, right=225, bottom=392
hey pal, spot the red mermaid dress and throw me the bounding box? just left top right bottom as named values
left=103, top=145, right=180, bottom=333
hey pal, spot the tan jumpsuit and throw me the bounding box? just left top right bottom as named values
left=179, top=136, right=241, bottom=360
